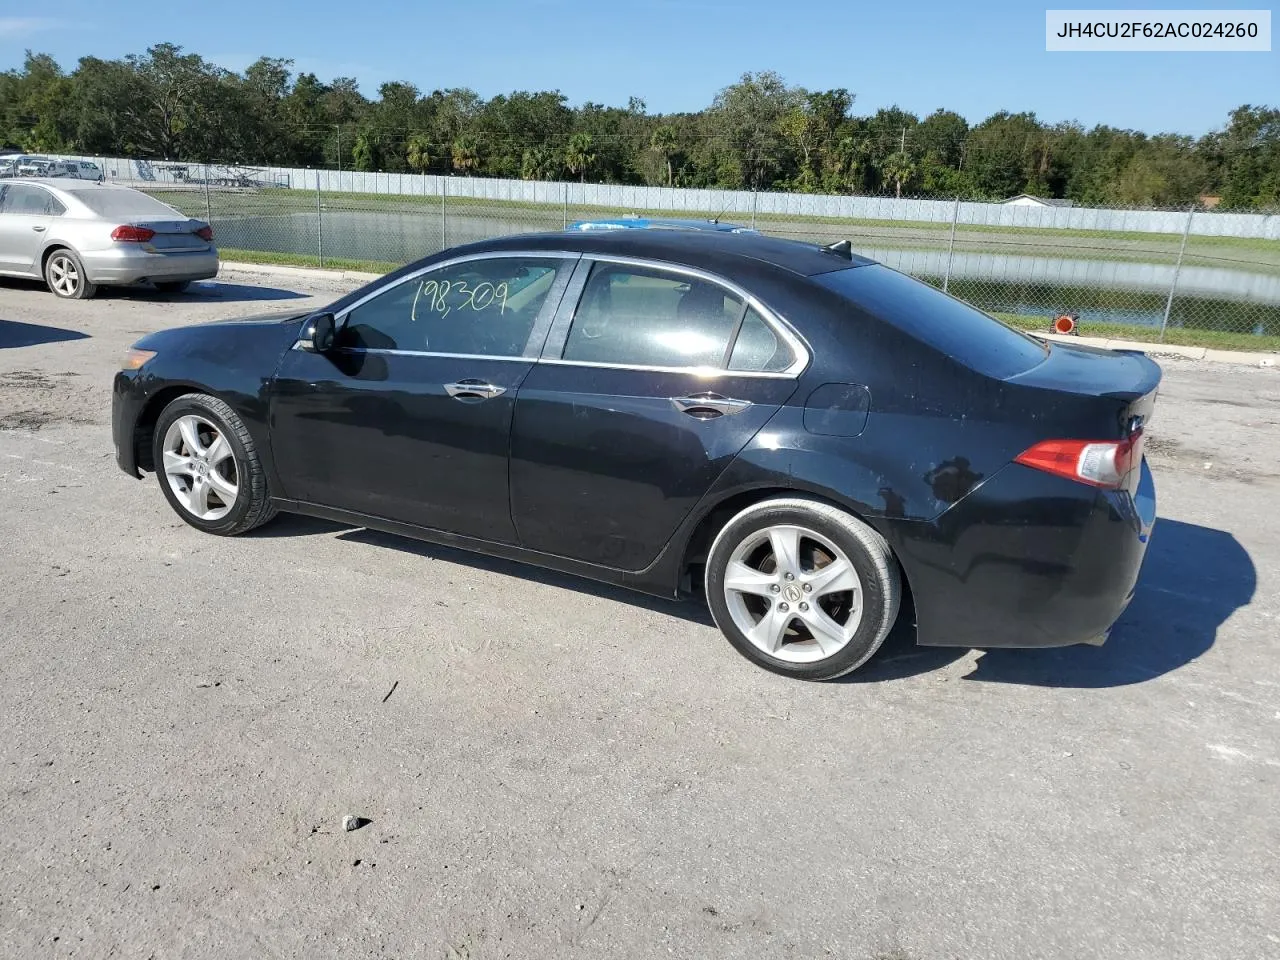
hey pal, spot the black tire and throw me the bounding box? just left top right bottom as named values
left=705, top=497, right=901, bottom=681
left=155, top=280, right=191, bottom=294
left=151, top=393, right=277, bottom=536
left=44, top=248, right=98, bottom=300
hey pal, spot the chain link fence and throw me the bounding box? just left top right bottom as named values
left=122, top=160, right=1280, bottom=349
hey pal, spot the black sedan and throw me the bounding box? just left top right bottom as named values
left=112, top=229, right=1159, bottom=680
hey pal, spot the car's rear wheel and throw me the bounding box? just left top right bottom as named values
left=155, top=280, right=191, bottom=294
left=705, top=497, right=901, bottom=680
left=152, top=393, right=277, bottom=536
left=44, top=249, right=97, bottom=300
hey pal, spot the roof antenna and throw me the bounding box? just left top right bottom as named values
left=823, top=239, right=854, bottom=260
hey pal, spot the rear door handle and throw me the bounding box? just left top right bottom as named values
left=670, top=393, right=752, bottom=419
left=32, top=225, right=46, bottom=232
left=444, top=379, right=506, bottom=401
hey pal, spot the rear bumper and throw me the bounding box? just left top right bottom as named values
left=882, top=458, right=1157, bottom=649
left=82, top=246, right=219, bottom=285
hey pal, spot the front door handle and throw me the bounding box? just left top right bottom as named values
left=444, top=379, right=506, bottom=401
left=32, top=225, right=46, bottom=232
left=670, top=393, right=752, bottom=419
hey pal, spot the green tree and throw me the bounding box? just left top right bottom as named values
left=451, top=134, right=481, bottom=174
left=880, top=151, right=917, bottom=198
left=351, top=132, right=377, bottom=171
left=406, top=134, right=432, bottom=173
left=520, top=145, right=560, bottom=180
left=708, top=71, right=802, bottom=189
left=649, top=125, right=678, bottom=186
left=564, top=132, right=596, bottom=181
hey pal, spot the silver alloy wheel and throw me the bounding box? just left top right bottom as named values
left=722, top=524, right=864, bottom=663
left=48, top=254, right=80, bottom=297
left=161, top=415, right=239, bottom=521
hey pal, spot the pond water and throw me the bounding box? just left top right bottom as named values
left=212, top=211, right=1280, bottom=336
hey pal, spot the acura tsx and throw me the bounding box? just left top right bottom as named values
left=112, top=227, right=1159, bottom=680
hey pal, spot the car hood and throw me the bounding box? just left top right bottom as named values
left=131, top=311, right=313, bottom=368
left=197, top=309, right=314, bottom=328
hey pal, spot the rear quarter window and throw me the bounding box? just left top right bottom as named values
left=815, top=264, right=1047, bottom=379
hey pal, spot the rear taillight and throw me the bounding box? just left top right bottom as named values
left=111, top=225, right=156, bottom=242
left=195, top=225, right=213, bottom=242
left=1015, top=430, right=1143, bottom=489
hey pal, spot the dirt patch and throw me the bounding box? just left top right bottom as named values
left=0, top=370, right=98, bottom=430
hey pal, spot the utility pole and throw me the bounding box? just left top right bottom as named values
left=900, top=126, right=906, bottom=156
left=336, top=124, right=342, bottom=173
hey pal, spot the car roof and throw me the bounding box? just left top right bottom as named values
left=567, top=217, right=757, bottom=233
left=14, top=177, right=117, bottom=193
left=474, top=229, right=876, bottom=278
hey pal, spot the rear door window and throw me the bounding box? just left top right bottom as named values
left=815, top=264, right=1046, bottom=379
left=562, top=263, right=746, bottom=369
left=0, top=183, right=58, bottom=216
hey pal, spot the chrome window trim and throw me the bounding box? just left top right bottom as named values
left=544, top=253, right=811, bottom=378
left=537, top=357, right=799, bottom=379
left=292, top=345, right=535, bottom=362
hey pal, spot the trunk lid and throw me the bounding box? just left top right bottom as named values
left=1006, top=340, right=1162, bottom=493
left=133, top=218, right=212, bottom=252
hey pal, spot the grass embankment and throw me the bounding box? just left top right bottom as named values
left=148, top=184, right=1280, bottom=270
left=993, top=313, right=1279, bottom=352
left=219, top=248, right=399, bottom=274
left=217, top=248, right=1278, bottom=354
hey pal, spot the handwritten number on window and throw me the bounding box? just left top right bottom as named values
left=413, top=279, right=510, bottom=321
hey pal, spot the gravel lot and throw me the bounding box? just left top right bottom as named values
left=1, top=271, right=1278, bottom=960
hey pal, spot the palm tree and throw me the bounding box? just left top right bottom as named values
left=451, top=135, right=480, bottom=175
left=564, top=132, right=596, bottom=183
left=351, top=133, right=377, bottom=172
left=520, top=146, right=559, bottom=181
left=830, top=135, right=868, bottom=193
left=406, top=134, right=432, bottom=173
left=649, top=125, right=678, bottom=186
left=880, top=152, right=917, bottom=199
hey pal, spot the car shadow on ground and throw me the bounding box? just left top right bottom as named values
left=249, top=515, right=1252, bottom=688
left=249, top=515, right=716, bottom=626
left=964, top=518, right=1254, bottom=688
left=106, top=281, right=309, bottom=303
left=0, top=319, right=90, bottom=349
left=0, top=276, right=307, bottom=303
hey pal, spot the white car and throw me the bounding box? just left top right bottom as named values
left=15, top=156, right=50, bottom=176
left=47, top=159, right=105, bottom=182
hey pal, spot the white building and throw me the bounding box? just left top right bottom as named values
left=1002, top=194, right=1074, bottom=208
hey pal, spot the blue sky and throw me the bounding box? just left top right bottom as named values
left=1, top=1, right=1275, bottom=134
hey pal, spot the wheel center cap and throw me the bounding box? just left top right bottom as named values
left=783, top=584, right=802, bottom=603
left=195, top=461, right=208, bottom=476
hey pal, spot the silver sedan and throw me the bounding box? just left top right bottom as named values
left=0, top=178, right=218, bottom=299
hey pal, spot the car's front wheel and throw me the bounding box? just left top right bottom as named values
left=44, top=249, right=97, bottom=300
left=705, top=497, right=901, bottom=680
left=152, top=393, right=277, bottom=536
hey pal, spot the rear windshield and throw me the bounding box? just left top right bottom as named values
left=815, top=264, right=1047, bottom=379
left=75, top=188, right=185, bottom=220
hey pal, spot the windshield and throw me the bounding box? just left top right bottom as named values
left=815, top=264, right=1047, bottom=379
left=76, top=188, right=187, bottom=220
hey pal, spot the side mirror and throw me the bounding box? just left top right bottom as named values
left=298, top=312, right=336, bottom=353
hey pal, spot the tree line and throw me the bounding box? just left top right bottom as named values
left=2, top=45, right=1277, bottom=209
